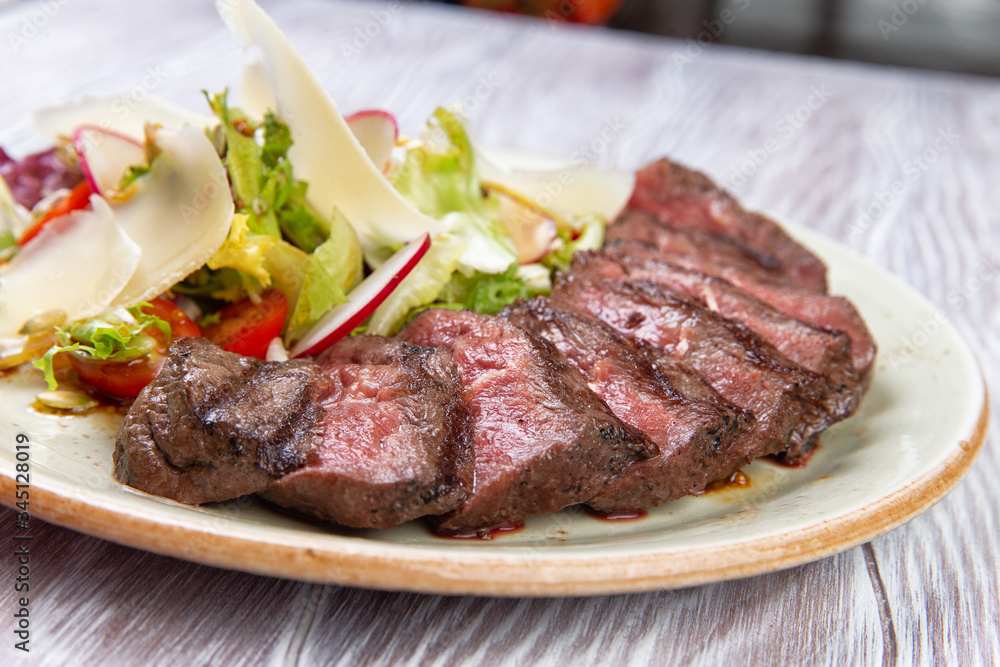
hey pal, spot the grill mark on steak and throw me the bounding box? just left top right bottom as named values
left=574, top=249, right=862, bottom=421
left=114, top=337, right=332, bottom=504
left=603, top=238, right=877, bottom=383
left=501, top=297, right=755, bottom=512
left=398, top=308, right=658, bottom=534
left=261, top=336, right=474, bottom=530
left=626, top=158, right=828, bottom=292
left=607, top=209, right=794, bottom=286
left=551, top=274, right=843, bottom=464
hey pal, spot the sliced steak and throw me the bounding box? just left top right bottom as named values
left=606, top=209, right=794, bottom=287
left=502, top=297, right=754, bottom=512
left=261, top=336, right=474, bottom=530
left=551, top=274, right=842, bottom=463
left=626, top=158, right=828, bottom=292
left=398, top=308, right=658, bottom=534
left=574, top=249, right=862, bottom=420
left=114, top=337, right=332, bottom=505
left=604, top=239, right=876, bottom=383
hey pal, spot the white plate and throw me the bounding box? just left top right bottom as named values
left=0, top=200, right=988, bottom=598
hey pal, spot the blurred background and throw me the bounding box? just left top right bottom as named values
left=444, top=0, right=1000, bottom=77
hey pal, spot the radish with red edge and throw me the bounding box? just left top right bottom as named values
left=344, top=109, right=398, bottom=173
left=291, top=233, right=431, bottom=357
left=73, top=125, right=145, bottom=197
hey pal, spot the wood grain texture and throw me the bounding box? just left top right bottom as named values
left=1, top=0, right=998, bottom=664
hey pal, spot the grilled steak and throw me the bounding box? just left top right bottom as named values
left=551, top=274, right=843, bottom=463
left=602, top=239, right=876, bottom=382
left=573, top=249, right=861, bottom=419
left=398, top=308, right=658, bottom=534
left=502, top=297, right=754, bottom=512
left=626, top=158, right=828, bottom=292
left=261, top=336, right=474, bottom=529
left=114, top=337, right=332, bottom=504
left=606, top=209, right=794, bottom=287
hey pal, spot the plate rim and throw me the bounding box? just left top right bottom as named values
left=0, top=393, right=988, bottom=596
left=0, top=150, right=991, bottom=595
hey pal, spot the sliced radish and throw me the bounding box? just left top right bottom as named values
left=73, top=126, right=145, bottom=197
left=485, top=182, right=560, bottom=264
left=344, top=110, right=398, bottom=173
left=291, top=233, right=431, bottom=357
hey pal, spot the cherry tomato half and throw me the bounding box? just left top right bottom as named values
left=65, top=298, right=202, bottom=400
left=68, top=350, right=167, bottom=401
left=19, top=180, right=93, bottom=246
left=141, top=298, right=203, bottom=341
left=203, top=289, right=288, bottom=359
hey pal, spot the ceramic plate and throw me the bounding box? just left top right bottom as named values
left=0, top=156, right=988, bottom=596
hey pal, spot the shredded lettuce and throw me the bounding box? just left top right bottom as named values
left=391, top=108, right=516, bottom=275
left=206, top=213, right=278, bottom=287
left=0, top=230, right=15, bottom=253
left=32, top=304, right=170, bottom=390
left=541, top=213, right=605, bottom=272
left=173, top=266, right=250, bottom=303
left=440, top=262, right=543, bottom=314
left=117, top=163, right=151, bottom=192
left=319, top=208, right=364, bottom=293
left=283, top=258, right=342, bottom=342
left=207, top=89, right=329, bottom=249
left=280, top=210, right=365, bottom=343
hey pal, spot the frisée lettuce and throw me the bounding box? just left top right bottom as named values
left=391, top=108, right=517, bottom=275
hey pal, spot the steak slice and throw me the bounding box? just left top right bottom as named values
left=604, top=239, right=877, bottom=383
left=114, top=337, right=333, bottom=505
left=397, top=308, right=658, bottom=534
left=626, top=158, right=828, bottom=292
left=606, top=209, right=794, bottom=287
left=551, top=274, right=842, bottom=463
left=501, top=297, right=754, bottom=512
left=574, top=249, right=862, bottom=420
left=261, top=336, right=474, bottom=530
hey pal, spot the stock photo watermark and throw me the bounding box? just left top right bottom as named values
left=447, top=73, right=504, bottom=124
left=672, top=0, right=753, bottom=69
left=877, top=0, right=930, bottom=40
left=848, top=126, right=959, bottom=245
left=884, top=250, right=997, bottom=370
left=339, top=1, right=403, bottom=64
left=11, top=433, right=32, bottom=653
left=6, top=0, right=70, bottom=52
left=727, top=85, right=833, bottom=189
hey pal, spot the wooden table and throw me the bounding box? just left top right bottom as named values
left=2, top=0, right=998, bottom=663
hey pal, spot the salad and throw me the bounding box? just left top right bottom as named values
left=0, top=0, right=632, bottom=410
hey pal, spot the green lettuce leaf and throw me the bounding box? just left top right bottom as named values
left=206, top=213, right=278, bottom=288
left=0, top=230, right=15, bottom=253
left=438, top=262, right=541, bottom=315
left=391, top=108, right=517, bottom=275
left=207, top=89, right=329, bottom=249
left=282, top=231, right=354, bottom=344
left=541, top=213, right=605, bottom=272
left=32, top=304, right=170, bottom=390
